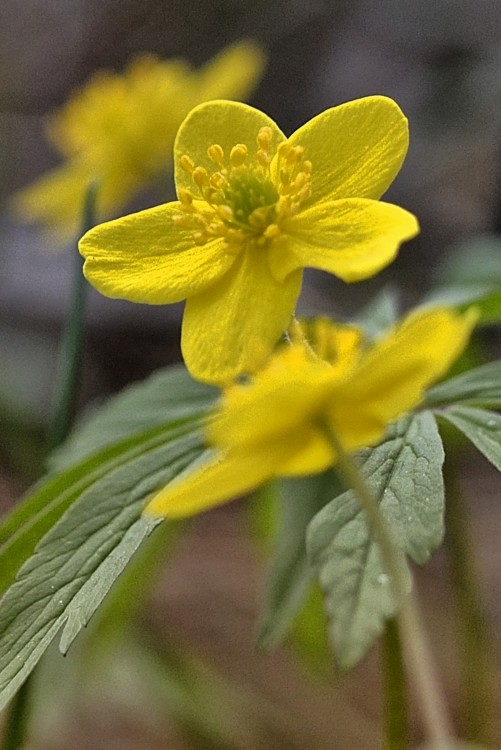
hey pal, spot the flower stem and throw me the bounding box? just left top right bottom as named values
left=326, top=428, right=455, bottom=747
left=382, top=618, right=407, bottom=750
left=46, top=181, right=98, bottom=452
left=443, top=451, right=492, bottom=744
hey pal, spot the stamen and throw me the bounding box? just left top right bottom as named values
left=179, top=155, right=195, bottom=173
left=257, top=126, right=272, bottom=150
left=176, top=129, right=312, bottom=250
left=230, top=144, right=248, bottom=167
left=207, top=144, right=224, bottom=165
left=210, top=172, right=226, bottom=189
left=178, top=188, right=193, bottom=207
left=192, top=166, right=209, bottom=189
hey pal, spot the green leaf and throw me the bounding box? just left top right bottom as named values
left=424, top=234, right=501, bottom=324
left=351, top=287, right=399, bottom=339
left=0, top=366, right=217, bottom=596
left=257, top=470, right=343, bottom=651
left=435, top=233, right=501, bottom=287
left=425, top=360, right=501, bottom=409
left=439, top=405, right=501, bottom=471
left=0, top=421, right=210, bottom=710
left=421, top=285, right=501, bottom=324
left=0, top=365, right=218, bottom=710
left=306, top=413, right=445, bottom=668
left=49, top=363, right=218, bottom=471
left=0, top=424, right=176, bottom=596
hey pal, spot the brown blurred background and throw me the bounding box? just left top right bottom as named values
left=1, top=1, right=501, bottom=747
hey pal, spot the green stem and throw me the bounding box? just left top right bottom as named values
left=326, top=428, right=454, bottom=747
left=46, top=181, right=98, bottom=452
left=382, top=618, right=407, bottom=750
left=443, top=452, right=491, bottom=744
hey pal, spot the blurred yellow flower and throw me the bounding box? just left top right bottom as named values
left=80, top=96, right=419, bottom=384
left=12, top=41, right=265, bottom=235
left=145, top=307, right=476, bottom=519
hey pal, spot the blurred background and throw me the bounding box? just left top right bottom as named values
left=2, top=1, right=501, bottom=747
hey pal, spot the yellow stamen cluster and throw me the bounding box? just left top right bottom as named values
left=174, top=127, right=312, bottom=250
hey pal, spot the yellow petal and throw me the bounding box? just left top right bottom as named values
left=144, top=442, right=289, bottom=518
left=209, top=350, right=335, bottom=449
left=12, top=151, right=143, bottom=238
left=79, top=203, right=233, bottom=303
left=284, top=95, right=409, bottom=203
left=174, top=100, right=285, bottom=197
left=275, top=427, right=335, bottom=476
left=328, top=307, right=477, bottom=451
left=11, top=160, right=90, bottom=236
left=181, top=247, right=302, bottom=384
left=269, top=198, right=419, bottom=283
left=194, top=40, right=266, bottom=103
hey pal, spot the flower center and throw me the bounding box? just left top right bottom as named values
left=174, top=127, right=312, bottom=250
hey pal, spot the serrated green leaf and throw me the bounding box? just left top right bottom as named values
left=0, top=422, right=210, bottom=710
left=425, top=360, right=501, bottom=409
left=257, top=470, right=343, bottom=651
left=49, top=364, right=218, bottom=471
left=0, top=424, right=182, bottom=596
left=439, top=405, right=501, bottom=471
left=306, top=413, right=445, bottom=668
left=0, top=366, right=217, bottom=598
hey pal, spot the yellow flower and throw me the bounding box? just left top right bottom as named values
left=12, top=41, right=265, bottom=236
left=79, top=96, right=419, bottom=384
left=144, top=307, right=476, bottom=519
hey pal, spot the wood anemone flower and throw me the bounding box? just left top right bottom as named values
left=80, top=96, right=419, bottom=384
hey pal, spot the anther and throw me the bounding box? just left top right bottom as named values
left=230, top=144, right=248, bottom=167
left=207, top=144, right=225, bottom=165
left=194, top=232, right=208, bottom=245
left=192, top=166, right=209, bottom=189
left=210, top=172, right=226, bottom=190
left=257, top=126, right=272, bottom=150
left=293, top=172, right=308, bottom=190
left=179, top=155, right=195, bottom=173
left=217, top=205, right=234, bottom=221
left=178, top=188, right=193, bottom=207
left=263, top=223, right=280, bottom=240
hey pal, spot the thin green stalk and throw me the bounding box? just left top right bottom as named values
left=326, top=427, right=455, bottom=747
left=443, top=452, right=491, bottom=744
left=2, top=183, right=99, bottom=750
left=382, top=618, right=407, bottom=750
left=46, top=181, right=98, bottom=452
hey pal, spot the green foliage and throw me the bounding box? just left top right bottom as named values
left=426, top=361, right=501, bottom=409
left=49, top=363, right=218, bottom=471
left=351, top=286, right=399, bottom=339
left=0, top=365, right=217, bottom=711
left=306, top=413, right=445, bottom=668
left=257, top=470, right=343, bottom=651
left=439, top=406, right=501, bottom=471
left=424, top=234, right=501, bottom=323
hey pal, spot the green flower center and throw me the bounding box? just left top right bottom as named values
left=174, top=127, right=312, bottom=250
